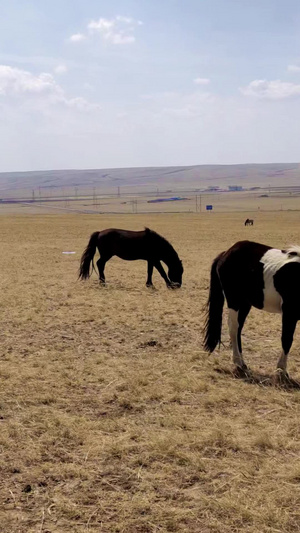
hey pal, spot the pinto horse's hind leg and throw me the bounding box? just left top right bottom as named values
left=228, top=308, right=247, bottom=370
left=146, top=262, right=154, bottom=287
left=237, top=304, right=251, bottom=353
left=277, top=306, right=298, bottom=375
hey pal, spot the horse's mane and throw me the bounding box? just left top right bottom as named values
left=145, top=227, right=179, bottom=257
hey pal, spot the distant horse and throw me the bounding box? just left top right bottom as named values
left=79, top=228, right=183, bottom=288
left=244, top=219, right=254, bottom=226
left=203, top=240, right=300, bottom=378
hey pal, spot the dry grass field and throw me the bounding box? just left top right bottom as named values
left=2, top=210, right=300, bottom=532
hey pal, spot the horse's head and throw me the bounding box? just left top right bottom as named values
left=168, top=260, right=184, bottom=288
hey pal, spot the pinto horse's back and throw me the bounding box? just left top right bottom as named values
left=213, top=240, right=271, bottom=310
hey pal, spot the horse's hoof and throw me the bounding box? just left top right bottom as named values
left=275, top=372, right=300, bottom=389
left=275, top=368, right=288, bottom=377
left=233, top=365, right=249, bottom=378
left=274, top=368, right=291, bottom=386
left=146, top=283, right=153, bottom=288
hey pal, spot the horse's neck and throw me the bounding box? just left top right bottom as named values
left=160, top=242, right=178, bottom=265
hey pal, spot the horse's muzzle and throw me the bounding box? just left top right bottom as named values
left=170, top=282, right=181, bottom=289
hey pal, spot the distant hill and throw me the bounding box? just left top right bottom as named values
left=0, top=163, right=299, bottom=194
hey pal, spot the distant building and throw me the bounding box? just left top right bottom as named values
left=228, top=185, right=243, bottom=191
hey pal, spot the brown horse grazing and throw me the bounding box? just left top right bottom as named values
left=79, top=227, right=183, bottom=288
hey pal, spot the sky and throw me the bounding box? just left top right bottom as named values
left=0, top=0, right=300, bottom=171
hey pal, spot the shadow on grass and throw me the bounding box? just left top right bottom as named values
left=214, top=366, right=300, bottom=390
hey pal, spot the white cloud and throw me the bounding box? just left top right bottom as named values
left=288, top=64, right=300, bottom=73
left=0, top=65, right=99, bottom=111
left=88, top=16, right=136, bottom=44
left=0, top=65, right=63, bottom=96
left=240, top=79, right=300, bottom=99
left=66, top=96, right=100, bottom=111
left=69, top=33, right=86, bottom=43
left=194, top=77, right=210, bottom=85
left=54, top=64, right=67, bottom=74
left=69, top=15, right=141, bottom=45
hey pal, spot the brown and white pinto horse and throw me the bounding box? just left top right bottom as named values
left=204, top=240, right=300, bottom=378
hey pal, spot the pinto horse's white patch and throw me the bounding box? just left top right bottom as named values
left=286, top=245, right=300, bottom=256
left=260, top=248, right=300, bottom=313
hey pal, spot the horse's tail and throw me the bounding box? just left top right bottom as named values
left=203, top=252, right=225, bottom=353
left=78, top=231, right=99, bottom=280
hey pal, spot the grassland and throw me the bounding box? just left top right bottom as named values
left=2, top=210, right=300, bottom=532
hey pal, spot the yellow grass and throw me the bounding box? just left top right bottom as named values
left=1, top=211, right=300, bottom=532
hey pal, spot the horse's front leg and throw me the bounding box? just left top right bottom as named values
left=146, top=262, right=154, bottom=287
left=276, top=305, right=298, bottom=378
left=154, top=261, right=171, bottom=287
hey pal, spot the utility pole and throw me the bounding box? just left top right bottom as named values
left=117, top=186, right=120, bottom=198
left=32, top=190, right=35, bottom=202
left=93, top=187, right=97, bottom=207
left=195, top=195, right=202, bottom=213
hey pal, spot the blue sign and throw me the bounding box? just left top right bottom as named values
left=206, top=205, right=213, bottom=211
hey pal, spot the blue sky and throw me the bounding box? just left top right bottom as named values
left=0, top=0, right=300, bottom=171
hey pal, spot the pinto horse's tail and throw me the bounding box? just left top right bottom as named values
left=78, top=231, right=99, bottom=280
left=203, top=252, right=225, bottom=353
